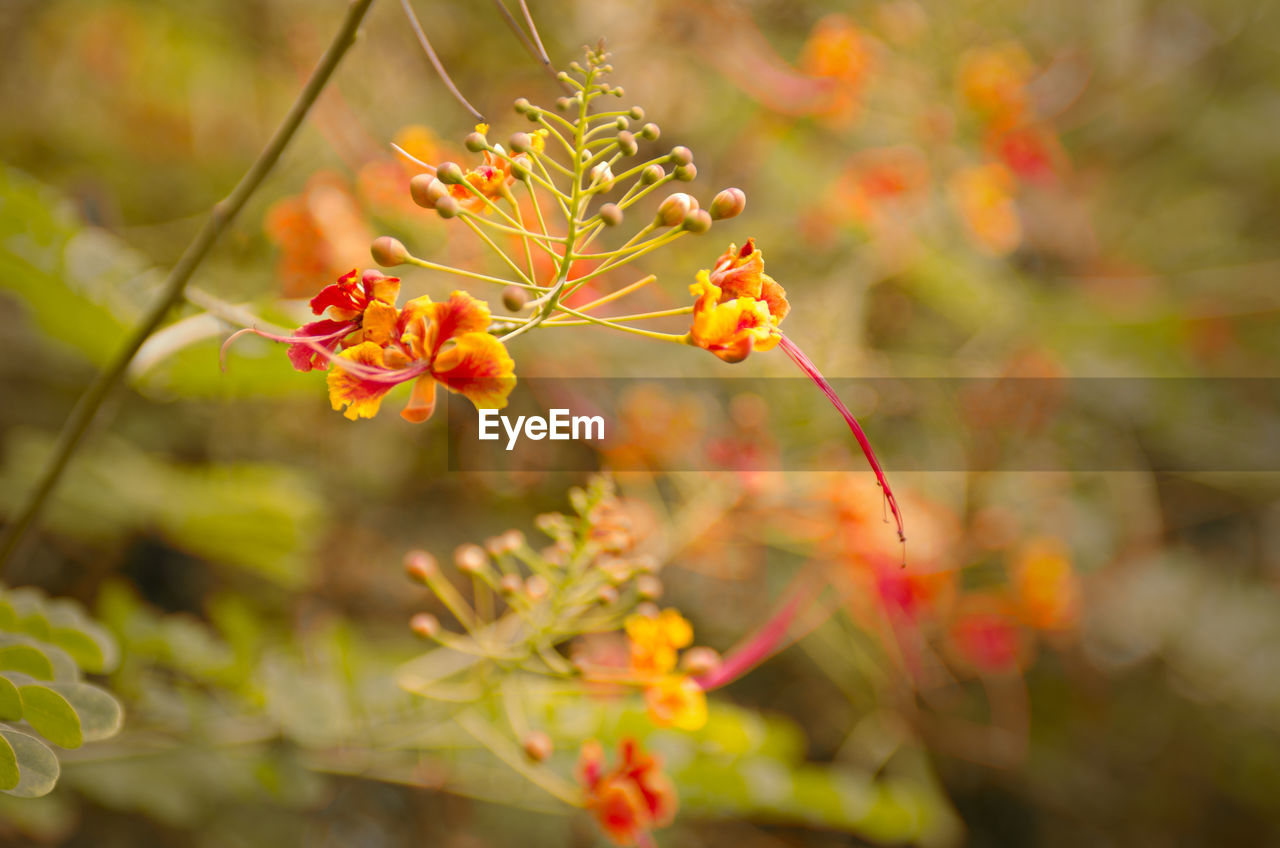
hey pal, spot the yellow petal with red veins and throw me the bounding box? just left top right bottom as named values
left=431, top=332, right=515, bottom=410
left=359, top=299, right=399, bottom=345
left=327, top=342, right=394, bottom=420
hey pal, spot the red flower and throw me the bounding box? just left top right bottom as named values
left=578, top=739, right=677, bottom=846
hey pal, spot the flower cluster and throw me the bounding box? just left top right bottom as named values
left=624, top=608, right=707, bottom=731
left=686, top=238, right=790, bottom=363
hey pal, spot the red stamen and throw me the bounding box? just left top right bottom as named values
left=777, top=334, right=906, bottom=544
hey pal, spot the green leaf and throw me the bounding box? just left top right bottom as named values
left=0, top=729, right=60, bottom=798
left=46, top=683, right=123, bottom=743
left=0, top=645, right=54, bottom=681
left=0, top=676, right=21, bottom=721
left=17, top=685, right=82, bottom=749
left=0, top=730, right=17, bottom=791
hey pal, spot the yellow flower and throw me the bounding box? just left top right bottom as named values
left=625, top=609, right=693, bottom=675
left=644, top=676, right=707, bottom=731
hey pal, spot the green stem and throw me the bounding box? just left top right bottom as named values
left=0, top=0, right=379, bottom=572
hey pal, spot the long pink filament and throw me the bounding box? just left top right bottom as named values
left=777, top=334, right=906, bottom=544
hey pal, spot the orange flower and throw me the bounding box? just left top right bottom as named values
left=644, top=676, right=707, bottom=731
left=264, top=173, right=374, bottom=298
left=625, top=608, right=693, bottom=675
left=326, top=290, right=515, bottom=422
left=448, top=126, right=547, bottom=213
left=578, top=739, right=678, bottom=847
left=1011, top=537, right=1080, bottom=631
left=799, top=15, right=876, bottom=123
left=957, top=43, right=1034, bottom=125
left=948, top=162, right=1021, bottom=255
left=283, top=269, right=400, bottom=373
left=688, top=240, right=789, bottom=363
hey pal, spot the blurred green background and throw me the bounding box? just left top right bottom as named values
left=1, top=0, right=1279, bottom=845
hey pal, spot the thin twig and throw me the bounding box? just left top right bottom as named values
left=0, top=0, right=379, bottom=571
left=401, top=0, right=485, bottom=121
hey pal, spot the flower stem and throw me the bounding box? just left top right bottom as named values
left=0, top=0, right=379, bottom=572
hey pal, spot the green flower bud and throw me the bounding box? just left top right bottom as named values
left=640, top=164, right=665, bottom=185
left=636, top=575, right=663, bottom=600
left=502, top=285, right=528, bottom=311
left=710, top=187, right=747, bottom=220
left=655, top=192, right=697, bottom=227
left=436, top=162, right=465, bottom=185
left=674, top=163, right=698, bottom=182
left=628, top=106, right=645, bottom=121
left=410, top=613, right=440, bottom=639
left=404, top=550, right=438, bottom=583
left=514, top=97, right=531, bottom=114
left=555, top=96, right=574, bottom=111
left=510, top=159, right=531, bottom=181
left=434, top=194, right=460, bottom=219
left=370, top=236, right=409, bottom=267
left=615, top=116, right=629, bottom=130
left=669, top=146, right=693, bottom=166
left=454, top=543, right=487, bottom=573
left=409, top=174, right=445, bottom=209
left=509, top=132, right=533, bottom=153
left=599, top=203, right=623, bottom=227
left=681, top=208, right=713, bottom=233
left=522, top=731, right=553, bottom=763
left=611, top=86, right=625, bottom=97
left=639, top=122, right=660, bottom=141
left=616, top=130, right=638, bottom=156
left=464, top=132, right=487, bottom=152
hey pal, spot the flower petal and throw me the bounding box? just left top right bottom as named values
left=431, top=332, right=515, bottom=409
left=327, top=341, right=396, bottom=420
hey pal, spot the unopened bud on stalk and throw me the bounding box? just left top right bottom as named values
left=514, top=97, right=531, bottom=114
left=371, top=236, right=409, bottom=267
left=674, top=163, right=698, bottom=182
left=601, top=558, right=632, bottom=584
left=590, top=162, right=615, bottom=190
left=555, top=96, right=574, bottom=111
left=455, top=544, right=488, bottom=573
left=599, top=203, right=623, bottom=227
left=634, top=601, right=660, bottom=619
left=499, top=574, right=523, bottom=595
left=502, top=285, right=528, bottom=311
left=410, top=613, right=440, bottom=639
left=641, top=164, right=665, bottom=185
left=464, top=131, right=487, bottom=152
left=669, top=146, right=693, bottom=166
left=404, top=550, right=438, bottom=583
left=656, top=192, right=697, bottom=227
left=639, top=122, right=660, bottom=141
left=681, top=646, right=722, bottom=676
left=636, top=575, right=663, bottom=599
left=596, top=585, right=619, bottom=605
left=535, top=513, right=568, bottom=536
left=632, top=555, right=659, bottom=574
left=434, top=195, right=460, bottom=219
left=509, top=132, right=533, bottom=153
left=611, top=86, right=625, bottom=97
left=616, top=130, right=638, bottom=157
left=629, top=106, right=646, bottom=121
left=436, top=162, right=464, bottom=185
left=681, top=208, right=713, bottom=234
left=522, top=731, right=553, bottom=763
left=409, top=174, right=447, bottom=209
left=525, top=574, right=550, bottom=602
left=615, top=116, right=629, bottom=131
left=710, top=188, right=747, bottom=220
left=510, top=159, right=531, bottom=181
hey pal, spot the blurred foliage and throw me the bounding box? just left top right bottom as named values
left=0, top=0, right=1278, bottom=845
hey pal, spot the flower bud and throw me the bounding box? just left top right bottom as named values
left=611, top=86, right=625, bottom=98
left=674, top=163, right=697, bottom=182
left=404, top=550, right=438, bottom=583
left=514, top=97, right=531, bottom=114
left=615, top=116, right=629, bottom=131
left=634, top=601, right=661, bottom=619
left=710, top=188, right=747, bottom=220
left=502, top=285, right=528, bottom=311
left=409, top=174, right=447, bottom=209
left=640, top=164, right=665, bottom=185
left=639, top=122, right=660, bottom=141
left=590, top=162, right=615, bottom=189
left=509, top=132, right=533, bottom=154
left=525, top=574, right=550, bottom=602
left=434, top=195, right=460, bottom=219
left=601, top=558, right=632, bottom=584
left=371, top=236, right=409, bottom=267
left=410, top=612, right=440, bottom=639
left=464, top=132, right=487, bottom=152
left=510, top=159, right=531, bottom=181
left=455, top=543, right=488, bottom=573
left=682, top=208, right=713, bottom=234
left=681, top=646, right=722, bottom=676
left=499, top=574, right=523, bottom=595
left=522, top=731, right=553, bottom=763
left=631, top=555, right=659, bottom=574
left=555, top=96, right=574, bottom=111
left=655, top=192, right=697, bottom=227
left=669, top=146, right=693, bottom=166
left=636, top=575, right=663, bottom=600
left=629, top=106, right=646, bottom=121
left=599, top=203, right=623, bottom=227
left=597, top=585, right=619, bottom=606
left=436, top=162, right=465, bottom=185
left=616, top=130, right=638, bottom=157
